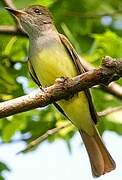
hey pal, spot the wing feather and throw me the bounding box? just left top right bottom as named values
left=59, top=33, right=98, bottom=124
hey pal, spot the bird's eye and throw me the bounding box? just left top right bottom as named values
left=34, top=9, right=42, bottom=15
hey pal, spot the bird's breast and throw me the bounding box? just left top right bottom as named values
left=30, top=44, right=77, bottom=86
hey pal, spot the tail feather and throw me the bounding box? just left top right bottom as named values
left=79, top=128, right=116, bottom=177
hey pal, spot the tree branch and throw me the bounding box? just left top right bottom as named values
left=101, top=82, right=122, bottom=100
left=81, top=56, right=122, bottom=100
left=0, top=56, right=121, bottom=118
left=0, top=25, right=24, bottom=35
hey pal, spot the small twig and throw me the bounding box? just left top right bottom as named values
left=103, top=82, right=122, bottom=100
left=18, top=123, right=71, bottom=154
left=98, top=106, right=122, bottom=117
left=19, top=105, right=122, bottom=153
left=0, top=25, right=24, bottom=35
left=1, top=105, right=121, bottom=148
left=0, top=105, right=120, bottom=147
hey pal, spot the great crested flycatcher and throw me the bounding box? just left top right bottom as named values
left=6, top=5, right=115, bottom=177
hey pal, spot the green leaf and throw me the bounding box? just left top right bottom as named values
left=2, top=114, right=28, bottom=142
left=0, top=162, right=10, bottom=172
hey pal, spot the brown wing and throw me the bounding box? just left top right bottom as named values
left=59, top=34, right=98, bottom=124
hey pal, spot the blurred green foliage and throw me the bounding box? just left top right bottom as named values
left=0, top=0, right=122, bottom=178
left=0, top=162, right=10, bottom=180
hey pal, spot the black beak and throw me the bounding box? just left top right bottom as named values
left=5, top=7, right=26, bottom=18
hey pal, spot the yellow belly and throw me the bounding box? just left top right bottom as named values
left=30, top=45, right=94, bottom=135
left=32, top=46, right=77, bottom=86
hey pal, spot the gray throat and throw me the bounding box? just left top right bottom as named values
left=29, top=30, right=61, bottom=57
left=28, top=24, right=61, bottom=58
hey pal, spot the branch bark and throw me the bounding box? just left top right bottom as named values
left=101, top=82, right=122, bottom=100
left=80, top=56, right=122, bottom=100
left=0, top=25, right=24, bottom=35
left=0, top=56, right=122, bottom=118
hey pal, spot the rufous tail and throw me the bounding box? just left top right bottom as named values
left=79, top=127, right=116, bottom=177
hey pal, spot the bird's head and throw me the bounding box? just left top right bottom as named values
left=6, top=5, right=53, bottom=36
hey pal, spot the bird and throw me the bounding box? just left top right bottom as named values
left=6, top=5, right=116, bottom=177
